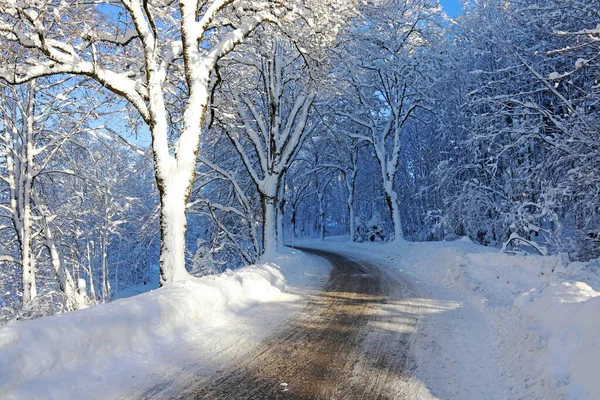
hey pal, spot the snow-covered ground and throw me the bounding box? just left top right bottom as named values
left=296, top=237, right=600, bottom=400
left=0, top=248, right=331, bottom=400
left=2, top=238, right=598, bottom=399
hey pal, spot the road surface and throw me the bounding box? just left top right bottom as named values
left=165, top=248, right=434, bottom=399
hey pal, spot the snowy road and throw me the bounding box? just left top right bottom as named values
left=120, top=245, right=511, bottom=400
left=148, top=248, right=440, bottom=399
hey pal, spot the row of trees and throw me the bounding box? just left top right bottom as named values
left=2, top=0, right=599, bottom=320
left=282, top=0, right=600, bottom=261
left=190, top=0, right=443, bottom=270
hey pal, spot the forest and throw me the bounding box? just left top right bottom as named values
left=0, top=0, right=599, bottom=323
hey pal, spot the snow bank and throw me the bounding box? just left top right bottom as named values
left=297, top=237, right=600, bottom=399
left=444, top=247, right=599, bottom=399
left=0, top=248, right=330, bottom=399
left=515, top=260, right=600, bottom=399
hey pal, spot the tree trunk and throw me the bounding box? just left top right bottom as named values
left=320, top=209, right=326, bottom=240
left=262, top=194, right=278, bottom=258
left=152, top=64, right=209, bottom=285
left=385, top=185, right=404, bottom=241
left=158, top=188, right=193, bottom=285
left=249, top=211, right=261, bottom=262
left=349, top=198, right=356, bottom=242
left=44, top=220, right=83, bottom=308
left=86, top=242, right=96, bottom=301
left=101, top=230, right=110, bottom=303
left=20, top=82, right=37, bottom=306
left=20, top=164, right=36, bottom=305
left=277, top=178, right=285, bottom=251
left=291, top=208, right=297, bottom=238
left=317, top=191, right=326, bottom=240
left=20, top=209, right=36, bottom=305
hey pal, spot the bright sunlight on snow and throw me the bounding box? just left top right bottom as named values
left=1, top=0, right=599, bottom=399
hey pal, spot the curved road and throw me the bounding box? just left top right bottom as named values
left=167, top=248, right=433, bottom=400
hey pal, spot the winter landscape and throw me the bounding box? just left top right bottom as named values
left=0, top=0, right=599, bottom=399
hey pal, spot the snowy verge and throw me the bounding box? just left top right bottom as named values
left=295, top=237, right=600, bottom=399
left=0, top=248, right=331, bottom=400
left=514, top=260, right=600, bottom=400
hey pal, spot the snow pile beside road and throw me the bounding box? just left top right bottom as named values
left=0, top=248, right=330, bottom=399
left=442, top=244, right=600, bottom=399
left=405, top=241, right=600, bottom=399
left=514, top=260, right=600, bottom=399
left=452, top=250, right=562, bottom=305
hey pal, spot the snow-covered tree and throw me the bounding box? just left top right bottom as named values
left=422, top=0, right=600, bottom=258
left=213, top=36, right=318, bottom=257
left=335, top=0, right=440, bottom=241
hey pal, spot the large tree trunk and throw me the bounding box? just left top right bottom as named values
left=158, top=187, right=194, bottom=285
left=384, top=183, right=404, bottom=241
left=277, top=177, right=285, bottom=251
left=259, top=172, right=282, bottom=259
left=262, top=194, right=278, bottom=258
left=152, top=66, right=209, bottom=286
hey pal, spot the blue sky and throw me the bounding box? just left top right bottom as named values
left=440, top=0, right=462, bottom=17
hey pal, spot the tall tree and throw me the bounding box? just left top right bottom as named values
left=215, top=37, right=317, bottom=256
